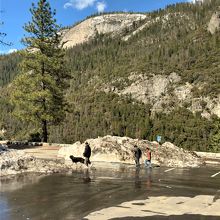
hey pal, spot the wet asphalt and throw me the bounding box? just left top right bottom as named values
left=0, top=164, right=220, bottom=220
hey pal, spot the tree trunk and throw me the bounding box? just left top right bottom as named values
left=42, top=120, right=48, bottom=142
left=41, top=60, right=48, bottom=143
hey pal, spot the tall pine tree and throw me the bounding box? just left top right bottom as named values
left=10, top=0, right=70, bottom=142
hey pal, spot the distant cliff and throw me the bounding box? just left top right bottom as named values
left=61, top=13, right=146, bottom=48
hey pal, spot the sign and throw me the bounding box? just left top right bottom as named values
left=156, top=135, right=161, bottom=143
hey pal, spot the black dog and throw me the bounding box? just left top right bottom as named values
left=70, top=155, right=85, bottom=164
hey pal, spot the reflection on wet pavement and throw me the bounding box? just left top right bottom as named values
left=0, top=165, right=220, bottom=220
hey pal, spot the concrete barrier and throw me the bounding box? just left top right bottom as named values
left=195, top=151, right=220, bottom=159
left=195, top=151, right=220, bottom=164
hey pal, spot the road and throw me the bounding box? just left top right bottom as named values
left=0, top=165, right=219, bottom=220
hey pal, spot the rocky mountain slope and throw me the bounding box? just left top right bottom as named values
left=59, top=3, right=220, bottom=118
left=61, top=13, right=147, bottom=48
left=103, top=72, right=220, bottom=118
left=0, top=1, right=220, bottom=151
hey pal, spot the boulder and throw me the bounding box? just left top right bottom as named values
left=0, top=144, right=8, bottom=152
left=58, top=136, right=203, bottom=168
left=0, top=150, right=34, bottom=176
left=0, top=150, right=78, bottom=177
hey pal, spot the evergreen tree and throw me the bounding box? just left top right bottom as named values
left=10, top=0, right=70, bottom=142
left=209, top=118, right=220, bottom=152
left=0, top=13, right=11, bottom=46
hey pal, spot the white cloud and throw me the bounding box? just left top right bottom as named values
left=187, top=0, right=203, bottom=3
left=96, top=1, right=106, bottom=13
left=63, top=2, right=73, bottom=9
left=0, top=48, right=17, bottom=54
left=64, top=0, right=96, bottom=10
left=64, top=0, right=107, bottom=12
left=8, top=48, right=17, bottom=54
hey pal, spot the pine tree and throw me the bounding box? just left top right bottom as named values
left=0, top=13, right=11, bottom=46
left=10, top=0, right=70, bottom=142
left=209, top=118, right=220, bottom=152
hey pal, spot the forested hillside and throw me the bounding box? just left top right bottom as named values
left=0, top=53, right=21, bottom=86
left=0, top=0, right=220, bottom=152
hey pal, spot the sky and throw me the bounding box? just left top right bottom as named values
left=0, top=0, right=194, bottom=54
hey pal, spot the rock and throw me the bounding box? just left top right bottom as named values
left=211, top=94, right=220, bottom=117
left=0, top=136, right=203, bottom=176
left=159, top=142, right=202, bottom=167
left=103, top=72, right=220, bottom=118
left=190, top=0, right=204, bottom=4
left=61, top=13, right=146, bottom=48
left=208, top=11, right=220, bottom=34
left=107, top=73, right=182, bottom=106
left=0, top=150, right=33, bottom=176
left=0, top=150, right=79, bottom=177
left=174, top=83, right=192, bottom=101
left=58, top=136, right=203, bottom=168
left=0, top=144, right=8, bottom=152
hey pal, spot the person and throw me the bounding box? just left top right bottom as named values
left=144, top=147, right=152, bottom=168
left=134, top=145, right=142, bottom=167
left=83, top=142, right=91, bottom=167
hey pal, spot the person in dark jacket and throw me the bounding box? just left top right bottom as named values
left=83, top=142, right=91, bottom=166
left=134, top=145, right=142, bottom=167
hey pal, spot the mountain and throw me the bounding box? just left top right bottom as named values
left=62, top=2, right=220, bottom=117
left=61, top=13, right=147, bottom=48
left=0, top=0, right=220, bottom=152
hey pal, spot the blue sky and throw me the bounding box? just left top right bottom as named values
left=0, top=0, right=193, bottom=54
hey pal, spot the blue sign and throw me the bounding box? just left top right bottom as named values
left=156, top=135, right=161, bottom=143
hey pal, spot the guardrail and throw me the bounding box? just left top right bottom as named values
left=195, top=151, right=220, bottom=159
left=195, top=151, right=220, bottom=164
